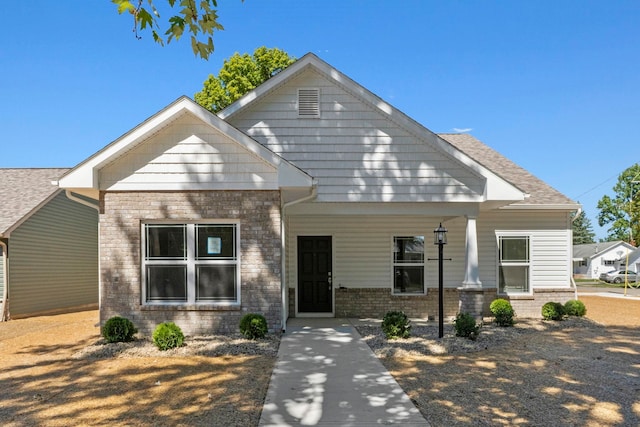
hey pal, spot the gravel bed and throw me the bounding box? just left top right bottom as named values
left=355, top=316, right=599, bottom=357
left=73, top=332, right=281, bottom=359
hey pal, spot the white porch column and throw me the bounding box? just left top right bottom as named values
left=462, top=215, right=482, bottom=288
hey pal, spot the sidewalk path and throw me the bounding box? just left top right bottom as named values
left=259, top=318, right=430, bottom=426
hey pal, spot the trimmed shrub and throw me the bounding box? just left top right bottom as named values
left=153, top=322, right=185, bottom=351
left=102, top=316, right=137, bottom=343
left=490, top=298, right=515, bottom=327
left=239, top=313, right=268, bottom=339
left=453, top=312, right=480, bottom=340
left=541, top=302, right=565, bottom=321
left=564, top=300, right=587, bottom=317
left=381, top=311, right=411, bottom=339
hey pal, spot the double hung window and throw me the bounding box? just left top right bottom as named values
left=393, top=236, right=425, bottom=294
left=498, top=235, right=530, bottom=294
left=143, top=222, right=240, bottom=304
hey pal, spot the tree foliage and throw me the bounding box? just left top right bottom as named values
left=112, top=0, right=226, bottom=59
left=571, top=210, right=596, bottom=244
left=596, top=163, right=640, bottom=244
left=194, top=47, right=296, bottom=112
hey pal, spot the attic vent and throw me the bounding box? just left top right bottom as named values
left=298, top=88, right=320, bottom=117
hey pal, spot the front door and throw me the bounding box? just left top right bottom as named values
left=297, top=236, right=332, bottom=313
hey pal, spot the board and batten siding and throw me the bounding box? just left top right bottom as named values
left=7, top=191, right=98, bottom=317
left=228, top=68, right=486, bottom=203
left=286, top=209, right=572, bottom=294
left=100, top=113, right=278, bottom=191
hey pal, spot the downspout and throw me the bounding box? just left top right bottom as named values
left=1, top=241, right=8, bottom=322
left=571, top=207, right=582, bottom=300
left=280, top=182, right=318, bottom=332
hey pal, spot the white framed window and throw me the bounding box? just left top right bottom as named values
left=298, top=88, right=320, bottom=117
left=142, top=222, right=240, bottom=305
left=497, top=234, right=530, bottom=294
left=392, top=236, right=425, bottom=294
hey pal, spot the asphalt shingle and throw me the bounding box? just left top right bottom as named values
left=0, top=168, right=69, bottom=235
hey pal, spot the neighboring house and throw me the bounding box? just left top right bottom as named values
left=572, top=241, right=636, bottom=279
left=58, top=53, right=580, bottom=334
left=0, top=169, right=99, bottom=320
left=618, top=247, right=640, bottom=276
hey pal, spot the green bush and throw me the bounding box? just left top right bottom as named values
left=541, top=302, right=565, bottom=321
left=102, top=316, right=137, bottom=343
left=490, top=298, right=515, bottom=327
left=381, top=311, right=411, bottom=339
left=453, top=312, right=480, bottom=340
left=239, top=313, right=268, bottom=339
left=564, top=300, right=587, bottom=317
left=153, top=322, right=185, bottom=350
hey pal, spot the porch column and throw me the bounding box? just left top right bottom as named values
left=462, top=215, right=482, bottom=288
left=459, top=215, right=484, bottom=318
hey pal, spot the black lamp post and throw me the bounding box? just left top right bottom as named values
left=434, top=223, right=447, bottom=338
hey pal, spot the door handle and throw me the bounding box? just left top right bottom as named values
left=328, top=271, right=332, bottom=285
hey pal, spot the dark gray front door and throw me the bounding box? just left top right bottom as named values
left=297, top=236, right=332, bottom=313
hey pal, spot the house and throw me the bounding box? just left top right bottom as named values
left=617, top=247, right=640, bottom=276
left=572, top=241, right=636, bottom=279
left=0, top=168, right=98, bottom=320
left=57, top=53, right=580, bottom=334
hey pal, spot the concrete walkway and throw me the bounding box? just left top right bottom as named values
left=258, top=318, right=430, bottom=427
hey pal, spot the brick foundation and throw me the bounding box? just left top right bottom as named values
left=99, top=190, right=282, bottom=336
left=288, top=286, right=577, bottom=320
left=505, top=288, right=577, bottom=318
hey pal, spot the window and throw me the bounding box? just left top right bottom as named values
left=393, top=236, right=425, bottom=294
left=603, top=259, right=615, bottom=266
left=143, top=223, right=240, bottom=305
left=498, top=235, right=530, bottom=294
left=298, top=88, right=320, bottom=117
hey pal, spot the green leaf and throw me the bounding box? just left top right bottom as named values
left=113, top=0, right=135, bottom=15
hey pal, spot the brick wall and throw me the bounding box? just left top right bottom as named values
left=288, top=287, right=577, bottom=320
left=99, top=190, right=282, bottom=335
left=505, top=289, right=576, bottom=318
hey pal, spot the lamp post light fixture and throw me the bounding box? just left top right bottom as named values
left=433, top=223, right=447, bottom=338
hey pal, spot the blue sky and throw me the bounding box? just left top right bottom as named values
left=1, top=1, right=639, bottom=240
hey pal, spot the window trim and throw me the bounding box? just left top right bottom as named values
left=496, top=233, right=532, bottom=295
left=141, top=220, right=241, bottom=307
left=391, top=235, right=426, bottom=296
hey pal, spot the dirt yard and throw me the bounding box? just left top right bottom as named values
left=0, top=296, right=639, bottom=426
left=0, top=311, right=275, bottom=426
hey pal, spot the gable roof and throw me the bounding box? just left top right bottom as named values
left=0, top=168, right=69, bottom=236
left=439, top=134, right=578, bottom=208
left=57, top=97, right=313, bottom=197
left=573, top=241, right=636, bottom=260
left=219, top=53, right=527, bottom=205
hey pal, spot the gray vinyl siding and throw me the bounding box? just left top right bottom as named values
left=100, top=113, right=278, bottom=191
left=477, top=210, right=572, bottom=289
left=0, top=242, right=5, bottom=315
left=287, top=210, right=571, bottom=293
left=287, top=215, right=468, bottom=291
left=228, top=68, right=486, bottom=203
left=7, top=191, right=98, bottom=316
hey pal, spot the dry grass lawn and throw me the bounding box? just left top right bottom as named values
left=0, top=311, right=274, bottom=426
left=0, top=295, right=638, bottom=426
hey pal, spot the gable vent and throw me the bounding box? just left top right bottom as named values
left=298, top=88, right=320, bottom=117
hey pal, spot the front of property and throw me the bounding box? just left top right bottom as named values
left=58, top=54, right=579, bottom=334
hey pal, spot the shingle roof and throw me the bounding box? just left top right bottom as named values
left=572, top=241, right=626, bottom=259
left=438, top=133, right=577, bottom=206
left=0, top=168, right=69, bottom=235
